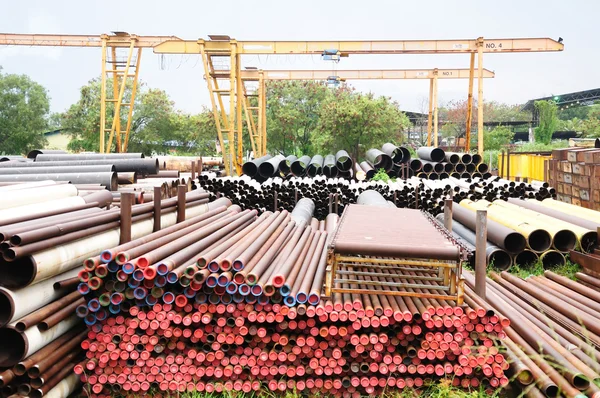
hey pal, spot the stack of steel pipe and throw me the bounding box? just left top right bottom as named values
left=0, top=188, right=231, bottom=397
left=198, top=173, right=554, bottom=221
left=0, top=152, right=163, bottom=191
left=466, top=270, right=600, bottom=398
left=412, top=147, right=490, bottom=181
left=71, top=197, right=509, bottom=396
left=460, top=197, right=597, bottom=269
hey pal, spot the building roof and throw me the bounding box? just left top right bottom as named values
left=522, top=88, right=600, bottom=111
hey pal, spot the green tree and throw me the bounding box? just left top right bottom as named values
left=61, top=77, right=217, bottom=155
left=534, top=100, right=558, bottom=144
left=0, top=69, right=49, bottom=154
left=311, top=86, right=411, bottom=161
left=483, top=125, right=514, bottom=151
left=265, top=80, right=331, bottom=156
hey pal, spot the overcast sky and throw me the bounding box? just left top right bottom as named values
left=0, top=0, right=595, bottom=114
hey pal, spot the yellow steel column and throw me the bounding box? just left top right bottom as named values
left=433, top=69, right=439, bottom=147
left=257, top=71, right=264, bottom=157
left=477, top=37, right=484, bottom=155
left=99, top=36, right=107, bottom=153
left=261, top=73, right=267, bottom=156
left=427, top=78, right=433, bottom=146
left=107, top=41, right=135, bottom=152
left=465, top=52, right=475, bottom=152
left=111, top=47, right=121, bottom=151
left=123, top=47, right=142, bottom=152
left=199, top=41, right=230, bottom=176
left=228, top=42, right=237, bottom=175
left=242, top=86, right=258, bottom=156
left=235, top=51, right=244, bottom=175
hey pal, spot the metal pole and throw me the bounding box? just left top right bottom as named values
left=433, top=70, right=439, bottom=148
left=198, top=158, right=203, bottom=175
left=475, top=209, right=487, bottom=299
left=427, top=79, right=433, bottom=146
left=191, top=161, right=196, bottom=180
left=500, top=150, right=505, bottom=179
left=119, top=192, right=133, bottom=244
left=477, top=37, right=484, bottom=155
left=465, top=52, right=475, bottom=152
left=153, top=186, right=161, bottom=232
left=177, top=185, right=186, bottom=223
left=444, top=199, right=453, bottom=231
left=507, top=148, right=511, bottom=180
left=274, top=190, right=278, bottom=212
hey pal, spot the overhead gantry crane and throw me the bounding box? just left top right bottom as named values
left=0, top=34, right=563, bottom=174
left=154, top=36, right=562, bottom=174
left=0, top=33, right=181, bottom=153
left=238, top=68, right=496, bottom=160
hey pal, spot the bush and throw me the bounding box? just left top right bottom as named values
left=483, top=126, right=514, bottom=151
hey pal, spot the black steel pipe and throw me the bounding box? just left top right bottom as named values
left=242, top=155, right=272, bottom=177
left=381, top=143, right=409, bottom=164
left=291, top=156, right=311, bottom=177
left=258, top=155, right=284, bottom=179
left=306, top=155, right=324, bottom=177
left=323, top=155, right=338, bottom=178
left=35, top=153, right=144, bottom=161
left=417, top=146, right=445, bottom=162
left=0, top=158, right=159, bottom=175
left=366, top=149, right=392, bottom=171
left=26, top=150, right=68, bottom=159
left=335, top=150, right=353, bottom=172
left=278, top=155, right=297, bottom=174
left=359, top=162, right=375, bottom=179
left=444, top=152, right=461, bottom=164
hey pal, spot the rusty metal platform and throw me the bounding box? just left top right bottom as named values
left=325, top=205, right=468, bottom=304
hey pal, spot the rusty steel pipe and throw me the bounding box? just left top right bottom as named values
left=38, top=297, right=86, bottom=331
left=14, top=290, right=81, bottom=332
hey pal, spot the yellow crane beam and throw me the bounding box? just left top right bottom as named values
left=154, top=37, right=563, bottom=55
left=239, top=68, right=495, bottom=80
left=235, top=68, right=497, bottom=157
left=0, top=33, right=563, bottom=162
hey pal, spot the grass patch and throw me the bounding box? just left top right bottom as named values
left=509, top=258, right=580, bottom=280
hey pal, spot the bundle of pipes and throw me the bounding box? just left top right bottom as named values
left=198, top=173, right=554, bottom=221
left=0, top=189, right=234, bottom=397
left=467, top=270, right=600, bottom=398
left=0, top=152, right=165, bottom=190
left=459, top=197, right=598, bottom=270
left=412, top=147, right=491, bottom=181
left=157, top=156, right=224, bottom=172
left=0, top=189, right=214, bottom=289
left=73, top=197, right=509, bottom=396
left=120, top=176, right=196, bottom=202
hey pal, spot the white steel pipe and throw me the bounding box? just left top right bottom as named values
left=20, top=314, right=79, bottom=359
left=0, top=184, right=77, bottom=210
left=0, top=268, right=80, bottom=327
left=43, top=372, right=81, bottom=398
left=0, top=180, right=62, bottom=192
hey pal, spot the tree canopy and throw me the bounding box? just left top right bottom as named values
left=61, top=77, right=218, bottom=155
left=0, top=68, right=50, bottom=154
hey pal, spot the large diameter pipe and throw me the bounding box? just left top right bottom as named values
left=258, top=155, right=284, bottom=179
left=452, top=205, right=526, bottom=254
left=492, top=200, right=579, bottom=252
left=307, top=155, right=324, bottom=177
left=460, top=199, right=552, bottom=253
left=0, top=184, right=77, bottom=210
left=511, top=199, right=599, bottom=252
left=0, top=172, right=118, bottom=191
left=26, top=149, right=68, bottom=159
left=323, top=155, right=338, bottom=178
left=0, top=165, right=115, bottom=175
left=290, top=198, right=315, bottom=226
left=365, top=149, right=392, bottom=172
left=291, top=156, right=311, bottom=177
left=443, top=152, right=461, bottom=164
left=0, top=268, right=80, bottom=327
left=35, top=153, right=144, bottom=161
left=436, top=215, right=511, bottom=271
left=0, top=315, right=79, bottom=366
left=0, top=201, right=218, bottom=288
left=335, top=150, right=353, bottom=172
left=417, top=146, right=445, bottom=162
left=359, top=162, right=375, bottom=179
left=41, top=372, right=81, bottom=398
left=242, top=155, right=272, bottom=177
left=381, top=143, right=408, bottom=164
left=538, top=198, right=600, bottom=224
left=278, top=155, right=297, bottom=174
left=514, top=250, right=539, bottom=267
left=0, top=158, right=159, bottom=175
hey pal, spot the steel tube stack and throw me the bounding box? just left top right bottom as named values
left=60, top=196, right=509, bottom=397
